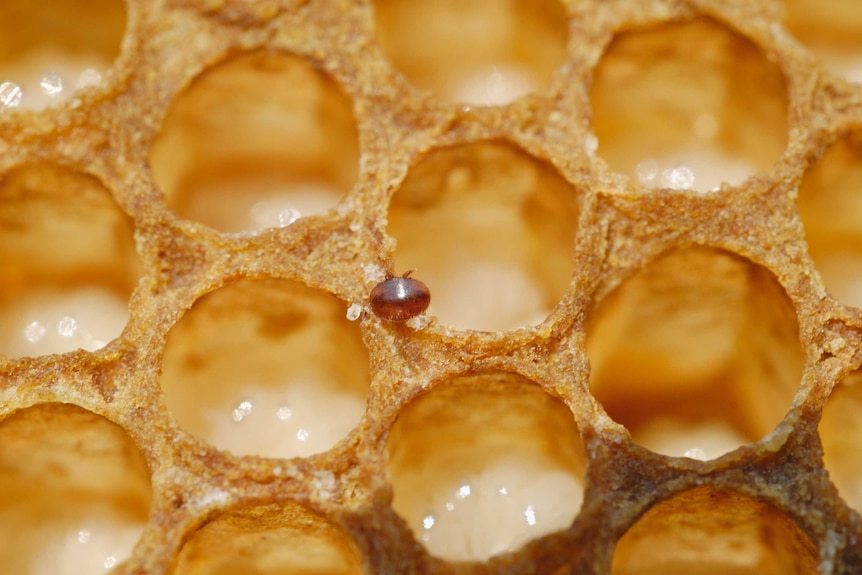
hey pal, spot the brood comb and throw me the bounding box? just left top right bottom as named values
left=1, top=0, right=861, bottom=574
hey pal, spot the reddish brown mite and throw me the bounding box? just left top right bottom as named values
left=370, top=271, right=431, bottom=322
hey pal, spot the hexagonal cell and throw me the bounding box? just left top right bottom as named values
left=784, top=0, right=862, bottom=83
left=798, top=134, right=862, bottom=309
left=171, top=502, right=363, bottom=575
left=386, top=372, right=585, bottom=561
left=590, top=18, right=788, bottom=192
left=150, top=51, right=359, bottom=234
left=0, top=403, right=152, bottom=574
left=586, top=247, right=803, bottom=459
left=612, top=487, right=819, bottom=575
left=160, top=279, right=370, bottom=459
left=387, top=141, right=580, bottom=332
left=820, top=369, right=862, bottom=511
left=0, top=0, right=124, bottom=110
left=0, top=163, right=140, bottom=358
left=374, top=0, right=568, bottom=105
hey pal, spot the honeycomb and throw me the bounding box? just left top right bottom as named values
left=1, top=0, right=862, bottom=573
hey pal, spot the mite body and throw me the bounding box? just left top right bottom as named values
left=370, top=273, right=431, bottom=322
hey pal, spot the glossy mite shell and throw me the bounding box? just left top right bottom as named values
left=370, top=276, right=431, bottom=322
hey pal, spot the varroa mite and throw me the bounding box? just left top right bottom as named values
left=370, top=271, right=431, bottom=322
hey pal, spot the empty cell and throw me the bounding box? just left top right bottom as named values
left=387, top=141, right=580, bottom=332
left=374, top=0, right=568, bottom=105
left=590, top=18, right=788, bottom=192
left=0, top=0, right=124, bottom=110
left=798, top=134, right=862, bottom=309
left=0, top=403, right=152, bottom=575
left=150, top=51, right=359, bottom=234
left=820, top=369, right=862, bottom=511
left=171, top=502, right=363, bottom=575
left=386, top=372, right=585, bottom=561
left=586, top=247, right=803, bottom=458
left=784, top=0, right=862, bottom=83
left=612, top=487, right=819, bottom=575
left=160, top=279, right=370, bottom=459
left=0, top=164, right=140, bottom=358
